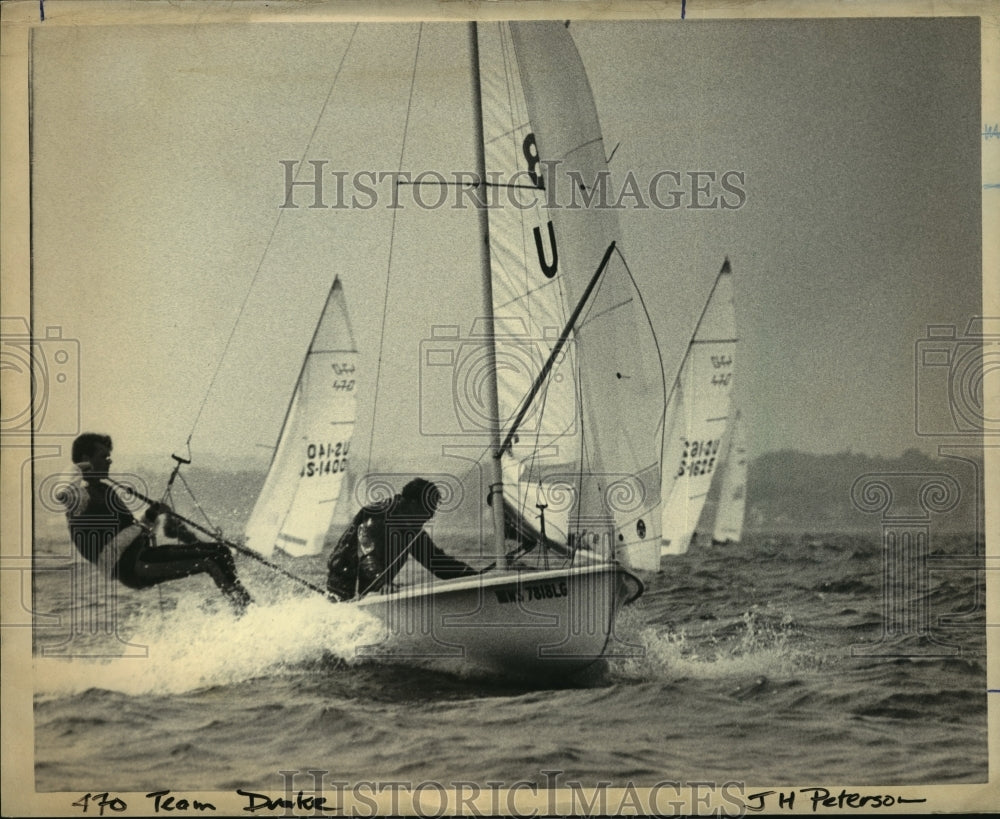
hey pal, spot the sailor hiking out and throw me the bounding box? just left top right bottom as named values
left=60, top=433, right=253, bottom=615
left=326, top=478, right=480, bottom=600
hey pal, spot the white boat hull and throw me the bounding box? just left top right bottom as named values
left=349, top=562, right=643, bottom=679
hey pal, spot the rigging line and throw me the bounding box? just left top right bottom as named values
left=483, top=122, right=531, bottom=148
left=176, top=470, right=225, bottom=538
left=495, top=22, right=522, bottom=176
left=577, top=295, right=632, bottom=329
left=357, top=528, right=423, bottom=596
left=514, top=347, right=577, bottom=484
left=365, top=23, right=424, bottom=476
left=184, top=23, right=360, bottom=449
left=491, top=276, right=562, bottom=315
left=102, top=477, right=329, bottom=597
left=394, top=179, right=543, bottom=192
left=562, top=137, right=605, bottom=165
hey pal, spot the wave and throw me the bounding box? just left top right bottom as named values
left=852, top=689, right=986, bottom=722
left=609, top=606, right=815, bottom=682
left=34, top=593, right=386, bottom=697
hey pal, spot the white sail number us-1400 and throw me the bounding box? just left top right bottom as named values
left=300, top=441, right=349, bottom=478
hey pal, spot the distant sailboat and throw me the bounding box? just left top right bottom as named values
left=710, top=410, right=748, bottom=545
left=244, top=278, right=358, bottom=558
left=659, top=259, right=736, bottom=560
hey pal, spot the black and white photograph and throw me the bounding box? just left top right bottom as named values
left=1, top=1, right=996, bottom=815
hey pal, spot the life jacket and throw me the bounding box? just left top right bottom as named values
left=61, top=479, right=149, bottom=579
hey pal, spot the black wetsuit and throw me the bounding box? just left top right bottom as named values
left=63, top=479, right=250, bottom=610
left=326, top=497, right=477, bottom=600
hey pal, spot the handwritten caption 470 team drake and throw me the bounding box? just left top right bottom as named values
left=69, top=784, right=928, bottom=816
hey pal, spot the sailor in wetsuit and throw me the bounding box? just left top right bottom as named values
left=326, top=477, right=479, bottom=600
left=60, top=433, right=252, bottom=614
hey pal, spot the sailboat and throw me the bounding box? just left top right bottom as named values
left=243, top=278, right=358, bottom=559
left=235, top=21, right=663, bottom=679
left=656, top=259, right=737, bottom=562
left=709, top=410, right=748, bottom=545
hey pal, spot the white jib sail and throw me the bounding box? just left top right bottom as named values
left=244, top=277, right=358, bottom=558
left=711, top=409, right=748, bottom=544
left=661, top=260, right=736, bottom=558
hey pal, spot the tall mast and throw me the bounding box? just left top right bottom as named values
left=468, top=21, right=508, bottom=568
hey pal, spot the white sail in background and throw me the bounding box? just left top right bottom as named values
left=244, top=278, right=358, bottom=558
left=711, top=410, right=748, bottom=544
left=660, top=260, right=736, bottom=558
left=481, top=22, right=665, bottom=567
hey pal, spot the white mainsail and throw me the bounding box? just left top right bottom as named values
left=660, top=259, right=736, bottom=558
left=711, top=409, right=748, bottom=544
left=244, top=277, right=358, bottom=558
left=477, top=23, right=581, bottom=543
left=481, top=22, right=665, bottom=567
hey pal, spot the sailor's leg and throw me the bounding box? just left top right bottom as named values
left=121, top=542, right=252, bottom=613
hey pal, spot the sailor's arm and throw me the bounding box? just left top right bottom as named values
left=413, top=532, right=479, bottom=579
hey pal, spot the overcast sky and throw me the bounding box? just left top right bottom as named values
left=28, top=17, right=983, bottom=470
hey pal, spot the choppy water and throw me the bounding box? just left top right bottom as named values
left=32, top=515, right=987, bottom=795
